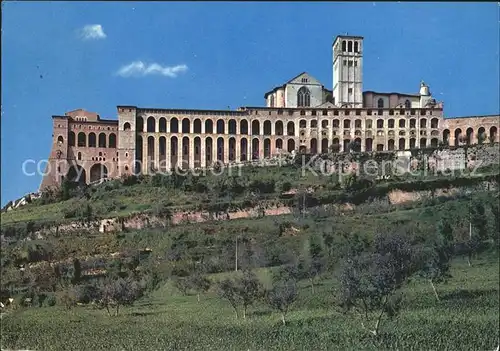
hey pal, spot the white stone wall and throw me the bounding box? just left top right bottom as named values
left=284, top=83, right=324, bottom=108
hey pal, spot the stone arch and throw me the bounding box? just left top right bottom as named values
left=321, top=138, right=328, bottom=153
left=410, top=138, right=416, bottom=149
left=454, top=128, right=462, bottom=146
left=252, top=120, right=260, bottom=135
left=388, top=139, right=395, bottom=151
left=159, top=136, right=167, bottom=171
left=431, top=118, right=439, bottom=129
left=275, top=121, right=284, bottom=136
left=276, top=138, right=283, bottom=150
left=124, top=122, right=131, bottom=131
left=90, top=163, right=108, bottom=183
left=287, top=139, right=295, bottom=152
left=240, top=138, right=248, bottom=161
left=263, top=121, right=272, bottom=135
left=431, top=138, right=439, bottom=147
left=57, top=135, right=64, bottom=144
left=252, top=138, right=260, bottom=159
left=98, top=133, right=106, bottom=148
left=194, top=136, right=201, bottom=168
left=109, top=133, right=116, bottom=148
left=193, top=119, right=202, bottom=134
left=182, top=118, right=190, bottom=134
left=205, top=120, right=213, bottom=134
left=287, top=122, right=295, bottom=136
left=398, top=138, right=405, bottom=150
left=66, top=164, right=86, bottom=184
left=442, top=129, right=450, bottom=145
left=159, top=118, right=167, bottom=132
left=182, top=136, right=190, bottom=169
left=69, top=132, right=75, bottom=146
left=490, top=126, right=498, bottom=142
left=217, top=119, right=225, bottom=134
left=170, top=136, right=178, bottom=169
left=147, top=136, right=155, bottom=171
left=310, top=138, right=318, bottom=154
left=217, top=137, right=224, bottom=161
left=420, top=118, right=427, bottom=128
left=365, top=138, right=373, bottom=152
left=77, top=132, right=86, bottom=147
left=88, top=133, right=97, bottom=147
left=229, top=137, right=236, bottom=161
left=477, top=127, right=486, bottom=143
left=147, top=117, right=156, bottom=133
left=205, top=137, right=213, bottom=164
left=165, top=118, right=177, bottom=133
left=228, top=119, right=237, bottom=135
left=136, top=117, right=144, bottom=132
left=240, top=120, right=249, bottom=134
left=466, top=127, right=473, bottom=145
left=136, top=135, right=143, bottom=173
left=264, top=138, right=271, bottom=158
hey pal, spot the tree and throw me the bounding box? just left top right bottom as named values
left=97, top=278, right=145, bottom=316
left=217, top=278, right=241, bottom=319
left=235, top=270, right=263, bottom=319
left=338, top=232, right=418, bottom=336
left=266, top=279, right=298, bottom=325
left=71, top=258, right=82, bottom=285
left=187, top=272, right=211, bottom=302
left=297, top=234, right=326, bottom=294
left=418, top=217, right=454, bottom=302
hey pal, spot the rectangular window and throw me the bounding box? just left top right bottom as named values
left=343, top=60, right=347, bottom=66
left=348, top=88, right=353, bottom=94
left=354, top=61, right=358, bottom=67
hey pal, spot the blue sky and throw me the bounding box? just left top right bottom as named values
left=1, top=1, right=499, bottom=206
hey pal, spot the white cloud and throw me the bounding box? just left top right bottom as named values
left=80, top=24, right=106, bottom=40
left=116, top=61, right=188, bottom=78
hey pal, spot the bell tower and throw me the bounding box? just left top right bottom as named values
left=332, top=35, right=363, bottom=108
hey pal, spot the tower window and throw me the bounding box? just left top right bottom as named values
left=343, top=60, right=347, bottom=66
left=377, top=98, right=384, bottom=108
left=348, top=41, right=353, bottom=52
left=354, top=42, right=359, bottom=52
left=301, top=78, right=308, bottom=83
left=354, top=61, right=358, bottom=67
left=297, top=86, right=311, bottom=107
left=342, top=40, right=346, bottom=52
left=348, top=88, right=353, bottom=94
left=348, top=60, right=353, bottom=67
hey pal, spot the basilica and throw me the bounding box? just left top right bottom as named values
left=40, top=35, right=499, bottom=190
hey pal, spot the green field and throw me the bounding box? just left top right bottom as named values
left=1, top=256, right=498, bottom=351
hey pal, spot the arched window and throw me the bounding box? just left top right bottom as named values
left=297, top=86, right=311, bottom=107
left=77, top=152, right=82, bottom=161
left=109, top=133, right=117, bottom=148
left=348, top=41, right=353, bottom=52
left=354, top=42, right=359, bottom=52
left=377, top=98, right=384, bottom=109
left=57, top=136, right=64, bottom=144
left=342, top=40, right=346, bottom=52
left=88, top=133, right=97, bottom=147
left=123, top=122, right=131, bottom=131
left=98, top=133, right=106, bottom=148
left=270, top=95, right=275, bottom=107
left=404, top=100, right=411, bottom=109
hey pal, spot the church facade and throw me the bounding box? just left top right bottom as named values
left=40, top=35, right=499, bottom=190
